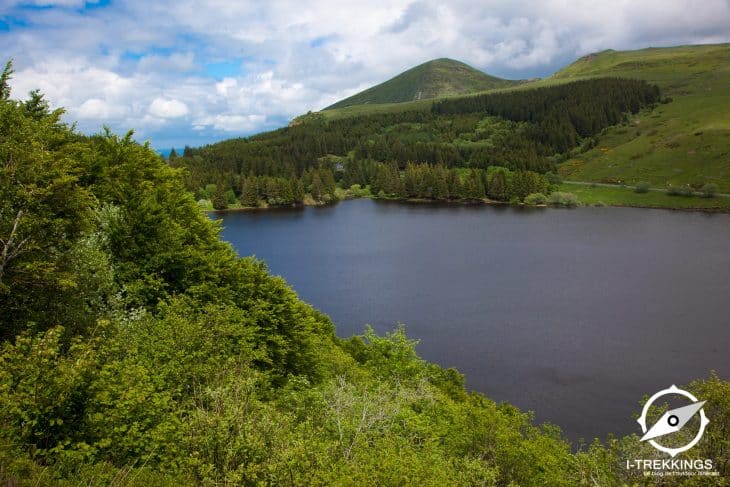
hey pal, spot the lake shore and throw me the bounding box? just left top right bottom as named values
left=207, top=188, right=730, bottom=214
left=559, top=182, right=730, bottom=212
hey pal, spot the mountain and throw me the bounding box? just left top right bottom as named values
left=549, top=44, right=730, bottom=191
left=318, top=44, right=730, bottom=193
left=324, top=58, right=516, bottom=110
left=184, top=43, right=730, bottom=208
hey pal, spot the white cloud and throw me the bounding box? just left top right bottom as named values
left=77, top=98, right=127, bottom=119
left=148, top=98, right=190, bottom=119
left=2, top=0, right=729, bottom=147
left=194, top=114, right=266, bottom=132
left=138, top=52, right=197, bottom=73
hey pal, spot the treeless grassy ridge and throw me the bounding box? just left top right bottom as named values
left=324, top=58, right=516, bottom=110
left=553, top=44, right=730, bottom=192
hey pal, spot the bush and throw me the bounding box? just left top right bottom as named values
left=197, top=198, right=213, bottom=211
left=634, top=181, right=650, bottom=193
left=348, top=184, right=371, bottom=198
left=667, top=184, right=694, bottom=197
left=547, top=192, right=579, bottom=207
left=545, top=172, right=563, bottom=185
left=225, top=189, right=238, bottom=205
left=701, top=183, right=718, bottom=198
left=523, top=193, right=547, bottom=205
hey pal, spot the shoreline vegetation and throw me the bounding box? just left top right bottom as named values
left=202, top=179, right=730, bottom=213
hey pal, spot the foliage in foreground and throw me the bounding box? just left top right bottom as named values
left=1, top=61, right=728, bottom=486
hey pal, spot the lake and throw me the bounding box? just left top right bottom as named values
left=211, top=199, right=730, bottom=443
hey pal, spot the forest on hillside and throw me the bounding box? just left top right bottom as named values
left=2, top=60, right=727, bottom=485
left=172, top=78, right=661, bottom=210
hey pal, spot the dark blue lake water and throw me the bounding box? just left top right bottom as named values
left=212, top=199, right=730, bottom=443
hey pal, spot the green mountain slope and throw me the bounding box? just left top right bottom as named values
left=198, top=43, right=730, bottom=208
left=324, top=58, right=516, bottom=110
left=552, top=44, right=730, bottom=191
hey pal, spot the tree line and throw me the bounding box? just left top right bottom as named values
left=171, top=77, right=661, bottom=206
left=203, top=167, right=338, bottom=210
left=343, top=160, right=551, bottom=202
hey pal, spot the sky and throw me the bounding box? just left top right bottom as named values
left=1, top=1, right=729, bottom=150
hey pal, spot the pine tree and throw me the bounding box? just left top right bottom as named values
left=511, top=171, right=529, bottom=200
left=447, top=169, right=463, bottom=199
left=292, top=178, right=305, bottom=204
left=240, top=177, right=259, bottom=207
left=310, top=173, right=323, bottom=201
left=404, top=163, right=419, bottom=198
left=432, top=165, right=449, bottom=200
left=0, top=59, right=13, bottom=101
left=280, top=178, right=294, bottom=205
left=487, top=170, right=508, bottom=201
left=23, top=89, right=49, bottom=120
left=212, top=182, right=228, bottom=210
left=464, top=169, right=485, bottom=200
left=266, top=178, right=281, bottom=205
left=320, top=168, right=337, bottom=198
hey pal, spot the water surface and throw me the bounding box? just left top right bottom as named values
left=212, top=200, right=730, bottom=442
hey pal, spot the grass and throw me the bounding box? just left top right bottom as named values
left=324, top=58, right=516, bottom=110
left=555, top=44, right=730, bottom=192
left=557, top=183, right=730, bottom=210
left=318, top=98, right=433, bottom=120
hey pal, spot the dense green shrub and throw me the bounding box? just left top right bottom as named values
left=701, top=183, right=718, bottom=198
left=667, top=184, right=694, bottom=196
left=634, top=181, right=650, bottom=193
left=545, top=172, right=563, bottom=185
left=524, top=192, right=547, bottom=205
left=547, top=191, right=579, bottom=207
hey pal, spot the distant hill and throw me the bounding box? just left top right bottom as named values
left=324, top=58, right=516, bottom=110
left=549, top=44, right=730, bottom=191
left=318, top=43, right=730, bottom=192
left=192, top=43, right=730, bottom=201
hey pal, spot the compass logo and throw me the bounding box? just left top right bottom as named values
left=637, top=384, right=709, bottom=457
left=625, top=385, right=719, bottom=479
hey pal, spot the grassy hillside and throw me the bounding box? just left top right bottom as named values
left=318, top=44, right=730, bottom=194
left=553, top=44, right=730, bottom=191
left=324, top=58, right=516, bottom=110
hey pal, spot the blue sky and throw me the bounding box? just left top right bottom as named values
left=1, top=0, right=729, bottom=150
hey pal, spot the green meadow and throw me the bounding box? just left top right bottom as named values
left=559, top=182, right=730, bottom=210
left=554, top=44, right=730, bottom=193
